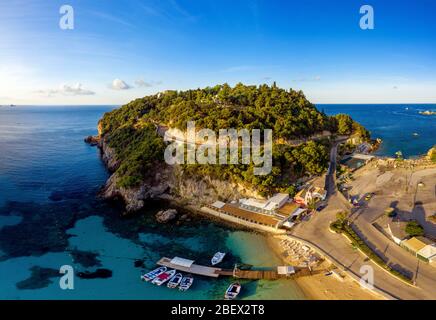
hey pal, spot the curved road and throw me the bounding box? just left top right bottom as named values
left=291, top=139, right=435, bottom=299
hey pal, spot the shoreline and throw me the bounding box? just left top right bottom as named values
left=265, top=235, right=382, bottom=300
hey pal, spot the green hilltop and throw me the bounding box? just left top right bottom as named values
left=98, top=83, right=369, bottom=195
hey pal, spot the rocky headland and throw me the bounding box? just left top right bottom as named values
left=85, top=84, right=370, bottom=214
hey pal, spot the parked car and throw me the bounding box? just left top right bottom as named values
left=316, top=205, right=326, bottom=212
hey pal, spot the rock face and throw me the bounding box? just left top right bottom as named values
left=155, top=209, right=178, bottom=223
left=99, top=140, right=120, bottom=172
left=99, top=163, right=171, bottom=213
left=93, top=129, right=264, bottom=214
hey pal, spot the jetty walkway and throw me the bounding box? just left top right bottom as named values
left=156, top=257, right=322, bottom=280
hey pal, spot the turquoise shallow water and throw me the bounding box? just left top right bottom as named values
left=0, top=106, right=305, bottom=300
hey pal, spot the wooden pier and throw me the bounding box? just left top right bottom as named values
left=156, top=257, right=322, bottom=280
left=157, top=257, right=222, bottom=278
left=217, top=267, right=322, bottom=280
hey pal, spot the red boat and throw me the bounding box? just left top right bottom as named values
left=152, top=269, right=176, bottom=286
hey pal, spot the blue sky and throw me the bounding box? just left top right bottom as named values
left=1, top=0, right=436, bottom=105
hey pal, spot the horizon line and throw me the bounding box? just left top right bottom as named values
left=3, top=102, right=436, bottom=107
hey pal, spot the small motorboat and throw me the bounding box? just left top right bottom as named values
left=224, top=282, right=241, bottom=300
left=179, top=275, right=194, bottom=291
left=141, top=266, right=167, bottom=282
left=211, top=252, right=226, bottom=265
left=167, top=273, right=183, bottom=289
left=152, top=269, right=176, bottom=286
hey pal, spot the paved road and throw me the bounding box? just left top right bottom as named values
left=291, top=139, right=435, bottom=299
left=351, top=196, right=436, bottom=298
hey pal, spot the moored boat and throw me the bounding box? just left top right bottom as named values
left=152, top=269, right=176, bottom=286
left=141, top=266, right=167, bottom=282
left=224, top=282, right=241, bottom=300
left=179, top=274, right=194, bottom=291
left=211, top=252, right=226, bottom=265
left=167, top=273, right=183, bottom=289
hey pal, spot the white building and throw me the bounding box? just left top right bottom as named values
left=239, top=193, right=289, bottom=215
left=417, top=244, right=436, bottom=264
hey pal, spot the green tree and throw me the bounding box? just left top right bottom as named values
left=427, top=146, right=436, bottom=163
left=307, top=199, right=317, bottom=212
left=336, top=211, right=348, bottom=222
left=334, top=114, right=354, bottom=135
left=405, top=221, right=424, bottom=237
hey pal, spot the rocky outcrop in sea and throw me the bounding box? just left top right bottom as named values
left=155, top=209, right=178, bottom=223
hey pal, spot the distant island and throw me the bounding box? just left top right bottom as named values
left=88, top=83, right=371, bottom=213
left=419, top=110, right=436, bottom=115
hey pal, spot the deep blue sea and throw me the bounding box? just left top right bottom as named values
left=0, top=105, right=305, bottom=300
left=318, top=104, right=435, bottom=158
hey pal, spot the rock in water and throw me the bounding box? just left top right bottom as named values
left=134, top=260, right=145, bottom=268
left=77, top=269, right=112, bottom=279
left=84, top=135, right=100, bottom=146
left=155, top=209, right=178, bottom=223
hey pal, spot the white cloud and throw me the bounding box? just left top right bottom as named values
left=134, top=79, right=162, bottom=88
left=36, top=83, right=95, bottom=97
left=109, top=78, right=132, bottom=90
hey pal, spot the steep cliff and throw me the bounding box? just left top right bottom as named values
left=96, top=135, right=263, bottom=212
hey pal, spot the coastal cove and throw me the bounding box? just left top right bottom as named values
left=0, top=105, right=306, bottom=300
left=0, top=104, right=433, bottom=300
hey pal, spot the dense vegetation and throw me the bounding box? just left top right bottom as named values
left=405, top=221, right=425, bottom=237
left=99, top=83, right=369, bottom=193
left=334, top=114, right=370, bottom=140
left=100, top=83, right=335, bottom=138
left=106, top=123, right=166, bottom=188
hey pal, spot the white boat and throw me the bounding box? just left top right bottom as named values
left=167, top=273, right=183, bottom=289
left=179, top=275, right=194, bottom=291
left=211, top=252, right=226, bottom=265
left=224, top=282, right=241, bottom=300
left=152, top=269, right=176, bottom=286
left=141, top=266, right=167, bottom=282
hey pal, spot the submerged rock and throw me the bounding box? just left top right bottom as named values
left=77, top=268, right=112, bottom=279
left=16, top=266, right=60, bottom=290
left=155, top=209, right=178, bottom=223
left=134, top=259, right=145, bottom=268
left=70, top=249, right=102, bottom=268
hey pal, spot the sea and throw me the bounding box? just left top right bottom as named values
left=319, top=104, right=435, bottom=158
left=0, top=104, right=434, bottom=300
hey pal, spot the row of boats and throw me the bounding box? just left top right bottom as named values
left=141, top=266, right=241, bottom=299
left=141, top=267, right=194, bottom=291
left=140, top=252, right=241, bottom=299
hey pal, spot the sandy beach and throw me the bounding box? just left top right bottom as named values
left=266, top=235, right=382, bottom=300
